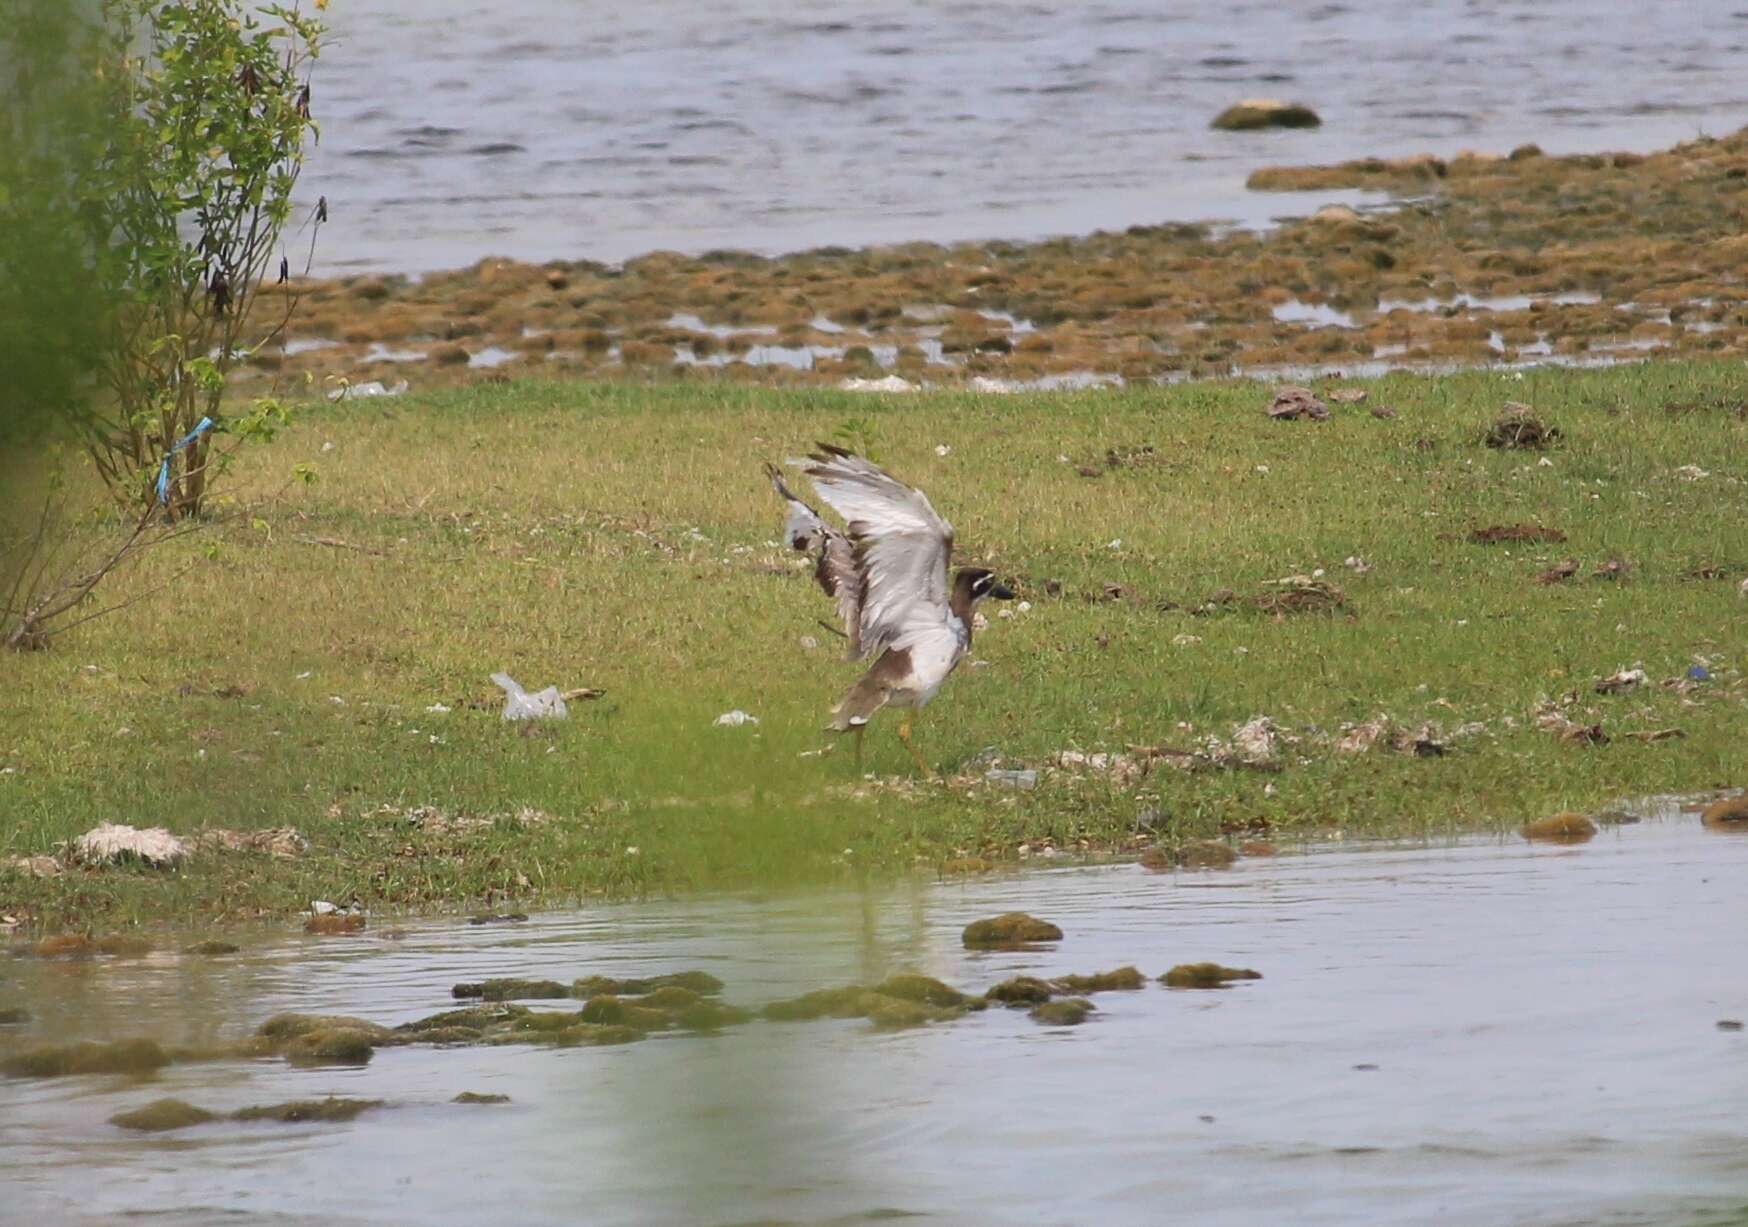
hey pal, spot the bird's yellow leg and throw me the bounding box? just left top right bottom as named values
left=896, top=712, right=937, bottom=779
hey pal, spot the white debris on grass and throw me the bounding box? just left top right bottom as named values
left=714, top=709, right=760, bottom=727
left=491, top=672, right=568, bottom=720
left=73, top=823, right=190, bottom=869
left=839, top=375, right=917, bottom=393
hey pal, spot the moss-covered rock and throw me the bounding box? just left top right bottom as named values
left=233, top=1096, right=383, bottom=1123
left=1030, top=998, right=1096, bottom=1026
left=637, top=985, right=704, bottom=1011
left=674, top=1001, right=753, bottom=1032
left=961, top=912, right=1063, bottom=948
left=452, top=1091, right=511, bottom=1105
left=570, top=969, right=723, bottom=998
left=110, top=1098, right=218, bottom=1132
left=1211, top=99, right=1322, bottom=131
left=985, top=976, right=1055, bottom=1006
left=1160, top=963, right=1263, bottom=989
left=451, top=978, right=570, bottom=1002
left=872, top=974, right=966, bottom=1007
left=578, top=996, right=627, bottom=1024
left=1049, top=966, right=1144, bottom=994
left=284, top=1028, right=377, bottom=1066
left=396, top=1004, right=531, bottom=1034
left=257, top=1013, right=396, bottom=1045
left=762, top=985, right=870, bottom=1021
left=2, top=1038, right=169, bottom=1078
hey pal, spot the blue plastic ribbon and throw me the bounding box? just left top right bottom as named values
left=156, top=417, right=216, bottom=505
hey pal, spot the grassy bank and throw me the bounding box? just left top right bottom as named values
left=3, top=360, right=1746, bottom=931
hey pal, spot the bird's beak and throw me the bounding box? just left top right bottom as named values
left=989, top=581, right=1017, bottom=600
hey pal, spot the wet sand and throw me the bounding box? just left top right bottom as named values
left=250, top=128, right=1748, bottom=395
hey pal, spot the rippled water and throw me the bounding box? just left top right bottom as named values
left=4, top=804, right=1747, bottom=1226
left=300, top=1, right=1748, bottom=273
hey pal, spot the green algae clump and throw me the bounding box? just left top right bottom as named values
left=570, top=970, right=723, bottom=998
left=961, top=912, right=1063, bottom=948
left=396, top=1004, right=531, bottom=1035
left=2, top=1038, right=169, bottom=1078
left=257, top=1014, right=396, bottom=1045
left=233, top=1096, right=383, bottom=1123
left=1161, top=963, right=1263, bottom=989
left=110, top=1098, right=218, bottom=1132
left=1520, top=812, right=1598, bottom=844
left=674, top=1001, right=754, bottom=1032
left=638, top=985, right=704, bottom=1011
left=1050, top=966, right=1145, bottom=994
left=453, top=1091, right=511, bottom=1105
left=578, top=996, right=627, bottom=1024
left=1030, top=998, right=1096, bottom=1026
left=985, top=976, right=1055, bottom=1006
left=186, top=941, right=241, bottom=956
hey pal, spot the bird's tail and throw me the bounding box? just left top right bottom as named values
left=828, top=671, right=892, bottom=732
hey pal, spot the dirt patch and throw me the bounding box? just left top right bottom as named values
left=1267, top=385, right=1329, bottom=421
left=1520, top=812, right=1598, bottom=843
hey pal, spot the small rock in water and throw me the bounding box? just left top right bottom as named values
left=1161, top=963, right=1263, bottom=989
left=1030, top=998, right=1096, bottom=1026
left=873, top=974, right=967, bottom=1008
left=451, top=978, right=569, bottom=1002
left=453, top=1091, right=512, bottom=1105
left=283, top=1028, right=377, bottom=1066
left=985, top=976, right=1055, bottom=1006
left=185, top=940, right=241, bottom=956
left=1520, top=812, right=1598, bottom=844
left=961, top=912, right=1063, bottom=948
left=1717, top=1019, right=1745, bottom=1032
left=233, top=1097, right=383, bottom=1124
left=1699, top=794, right=1748, bottom=831
left=466, top=912, right=529, bottom=926
left=110, top=1098, right=218, bottom=1132
left=1211, top=98, right=1322, bottom=130
left=1049, top=967, right=1145, bottom=994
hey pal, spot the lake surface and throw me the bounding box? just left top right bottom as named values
left=300, top=0, right=1748, bottom=273
left=4, top=802, right=1746, bottom=1226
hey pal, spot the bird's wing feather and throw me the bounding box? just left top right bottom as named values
left=766, top=462, right=863, bottom=654
left=800, top=444, right=953, bottom=657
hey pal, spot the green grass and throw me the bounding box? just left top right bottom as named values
left=3, top=362, right=1745, bottom=931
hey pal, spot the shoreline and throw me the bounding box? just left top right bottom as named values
left=247, top=127, right=1748, bottom=402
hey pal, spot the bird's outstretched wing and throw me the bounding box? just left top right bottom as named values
left=799, top=444, right=954, bottom=658
left=765, top=462, right=863, bottom=656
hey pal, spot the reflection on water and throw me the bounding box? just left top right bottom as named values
left=301, top=1, right=1748, bottom=272
left=3, top=805, right=1747, bottom=1226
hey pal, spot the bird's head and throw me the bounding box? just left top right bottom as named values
left=955, top=567, right=1016, bottom=604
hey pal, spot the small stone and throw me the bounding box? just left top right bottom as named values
left=232, top=1097, right=383, bottom=1124
left=1049, top=967, right=1145, bottom=993
left=1718, top=1019, right=1745, bottom=1032
left=873, top=974, right=966, bottom=1007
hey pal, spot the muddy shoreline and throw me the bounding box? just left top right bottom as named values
left=248, top=129, right=1748, bottom=398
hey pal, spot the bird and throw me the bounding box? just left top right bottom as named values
left=766, top=444, right=1013, bottom=775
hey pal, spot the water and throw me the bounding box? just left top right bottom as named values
left=301, top=1, right=1748, bottom=274
left=4, top=806, right=1747, bottom=1226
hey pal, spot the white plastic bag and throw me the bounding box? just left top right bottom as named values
left=491, top=672, right=568, bottom=721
